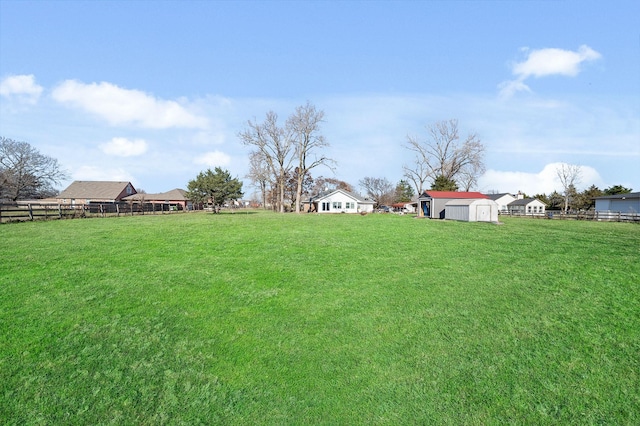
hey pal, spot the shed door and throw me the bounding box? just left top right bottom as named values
left=477, top=205, right=490, bottom=221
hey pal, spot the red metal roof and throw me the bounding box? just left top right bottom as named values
left=422, top=191, right=489, bottom=199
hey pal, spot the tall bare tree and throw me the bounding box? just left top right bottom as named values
left=287, top=102, right=335, bottom=213
left=246, top=150, right=270, bottom=209
left=402, top=158, right=429, bottom=196
left=359, top=176, right=394, bottom=208
left=556, top=163, right=582, bottom=212
left=239, top=112, right=294, bottom=213
left=311, top=176, right=353, bottom=194
left=403, top=119, right=485, bottom=194
left=1, top=137, right=68, bottom=201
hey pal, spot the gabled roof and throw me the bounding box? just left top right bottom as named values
left=445, top=198, right=498, bottom=206
left=420, top=191, right=488, bottom=199
left=594, top=192, right=640, bottom=200
left=484, top=193, right=515, bottom=201
left=123, top=188, right=188, bottom=201
left=508, top=197, right=545, bottom=206
left=311, top=189, right=374, bottom=204
left=58, top=181, right=135, bottom=200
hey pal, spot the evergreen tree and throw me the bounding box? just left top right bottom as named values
left=186, top=167, right=243, bottom=213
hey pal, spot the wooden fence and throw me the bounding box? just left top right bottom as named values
left=508, top=210, right=640, bottom=223
left=0, top=202, right=186, bottom=223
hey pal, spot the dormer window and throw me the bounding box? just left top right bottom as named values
left=126, top=184, right=133, bottom=195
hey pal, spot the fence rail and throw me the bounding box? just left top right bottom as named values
left=0, top=202, right=186, bottom=223
left=508, top=210, right=639, bottom=223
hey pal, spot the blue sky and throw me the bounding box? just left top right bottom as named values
left=1, top=0, right=638, bottom=197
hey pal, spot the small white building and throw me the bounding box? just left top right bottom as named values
left=304, top=189, right=375, bottom=213
left=445, top=199, right=499, bottom=222
left=507, top=198, right=546, bottom=215
left=485, top=193, right=517, bottom=214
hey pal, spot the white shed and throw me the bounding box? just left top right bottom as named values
left=445, top=199, right=499, bottom=222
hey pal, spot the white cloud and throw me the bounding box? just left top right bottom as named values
left=0, top=74, right=43, bottom=104
left=193, top=151, right=231, bottom=167
left=514, top=45, right=601, bottom=79
left=499, top=45, right=602, bottom=98
left=479, top=162, right=604, bottom=195
left=51, top=80, right=208, bottom=129
left=73, top=165, right=136, bottom=183
left=100, top=137, right=148, bottom=156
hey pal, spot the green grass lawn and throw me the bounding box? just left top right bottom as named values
left=1, top=212, right=639, bottom=424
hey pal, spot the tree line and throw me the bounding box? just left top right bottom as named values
left=2, top=108, right=633, bottom=212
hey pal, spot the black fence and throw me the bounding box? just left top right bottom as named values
left=0, top=202, right=186, bottom=223
left=508, top=210, right=639, bottom=223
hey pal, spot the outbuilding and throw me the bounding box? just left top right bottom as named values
left=594, top=192, right=640, bottom=213
left=445, top=199, right=499, bottom=222
left=417, top=191, right=489, bottom=219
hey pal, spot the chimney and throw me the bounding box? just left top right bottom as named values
left=517, top=191, right=524, bottom=200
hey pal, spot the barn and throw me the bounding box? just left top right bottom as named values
left=445, top=199, right=499, bottom=222
left=417, top=191, right=489, bottom=219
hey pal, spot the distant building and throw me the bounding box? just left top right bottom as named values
left=507, top=198, right=546, bottom=215
left=303, top=189, right=375, bottom=213
left=57, top=181, right=136, bottom=205
left=594, top=192, right=640, bottom=213
left=122, top=188, right=190, bottom=210
left=417, top=191, right=489, bottom=219
left=484, top=193, right=517, bottom=214
left=445, top=198, right=499, bottom=222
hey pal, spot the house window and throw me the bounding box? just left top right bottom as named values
left=322, top=202, right=330, bottom=211
left=345, top=202, right=354, bottom=209
left=333, top=202, right=342, bottom=209
left=126, top=184, right=133, bottom=195
left=527, top=206, right=532, bottom=213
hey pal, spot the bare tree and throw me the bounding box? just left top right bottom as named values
left=556, top=163, right=582, bottom=212
left=402, top=159, right=429, bottom=196
left=287, top=102, right=335, bottom=213
left=311, top=176, right=353, bottom=194
left=359, top=176, right=394, bottom=208
left=246, top=150, right=270, bottom=209
left=403, top=120, right=485, bottom=194
left=0, top=137, right=68, bottom=201
left=239, top=112, right=294, bottom=213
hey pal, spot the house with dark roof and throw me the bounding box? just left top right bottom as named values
left=303, top=189, right=375, bottom=213
left=507, top=198, right=546, bottom=215
left=594, top=192, right=640, bottom=213
left=57, top=181, right=136, bottom=205
left=122, top=188, right=191, bottom=210
left=417, top=191, right=489, bottom=219
left=484, top=193, right=517, bottom=214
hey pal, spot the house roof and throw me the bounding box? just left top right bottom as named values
left=508, top=197, right=545, bottom=206
left=420, top=191, right=489, bottom=199
left=594, top=192, right=640, bottom=200
left=484, top=193, right=515, bottom=201
left=58, top=181, right=135, bottom=200
left=123, top=188, right=188, bottom=201
left=445, top=199, right=498, bottom=206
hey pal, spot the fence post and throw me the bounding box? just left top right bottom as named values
left=28, top=204, right=33, bottom=220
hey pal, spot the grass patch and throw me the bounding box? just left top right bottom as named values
left=1, top=212, right=639, bottom=424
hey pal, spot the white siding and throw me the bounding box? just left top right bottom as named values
left=315, top=190, right=374, bottom=213
left=445, top=199, right=499, bottom=222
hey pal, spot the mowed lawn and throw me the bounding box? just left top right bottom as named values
left=1, top=212, right=638, bottom=424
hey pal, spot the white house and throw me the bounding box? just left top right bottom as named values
left=304, top=189, right=375, bottom=214
left=594, top=192, right=640, bottom=213
left=445, top=199, right=499, bottom=222
left=485, top=193, right=517, bottom=214
left=507, top=198, right=546, bottom=215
